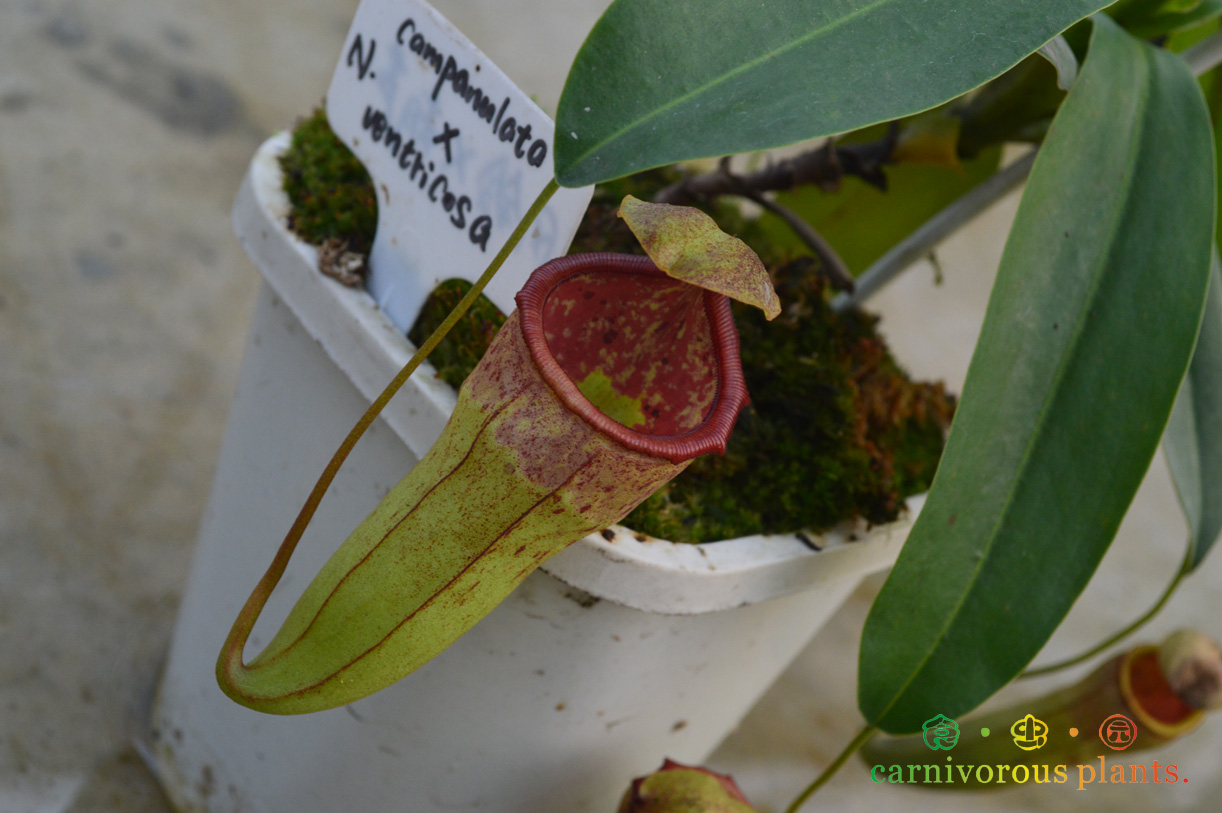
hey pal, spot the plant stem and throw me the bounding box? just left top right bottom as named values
left=836, top=32, right=1222, bottom=311
left=784, top=725, right=876, bottom=813
left=740, top=190, right=855, bottom=292
left=1038, top=35, right=1079, bottom=91
left=1020, top=545, right=1192, bottom=680
left=831, top=149, right=1037, bottom=312
left=219, top=178, right=559, bottom=673
left=1184, top=28, right=1222, bottom=76
left=653, top=134, right=895, bottom=206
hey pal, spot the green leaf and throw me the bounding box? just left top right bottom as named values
left=618, top=195, right=780, bottom=318
left=1162, top=0, right=1208, bottom=13
left=1122, top=0, right=1222, bottom=37
left=1165, top=250, right=1222, bottom=572
left=857, top=16, right=1215, bottom=735
left=1187, top=0, right=1222, bottom=27
left=553, top=0, right=1112, bottom=187
left=1111, top=0, right=1200, bottom=21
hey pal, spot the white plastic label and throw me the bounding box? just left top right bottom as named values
left=326, top=0, right=593, bottom=332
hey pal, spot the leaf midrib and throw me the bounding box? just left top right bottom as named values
left=560, top=0, right=892, bottom=175
left=869, top=35, right=1154, bottom=729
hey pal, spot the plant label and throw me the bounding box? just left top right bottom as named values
left=326, top=0, right=593, bottom=332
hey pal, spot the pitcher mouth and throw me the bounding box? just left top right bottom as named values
left=1120, top=645, right=1205, bottom=739
left=516, top=253, right=749, bottom=464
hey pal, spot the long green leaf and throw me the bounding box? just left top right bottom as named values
left=1122, top=0, right=1222, bottom=37
left=553, top=0, right=1111, bottom=187
left=1165, top=250, right=1222, bottom=571
left=858, top=16, right=1215, bottom=736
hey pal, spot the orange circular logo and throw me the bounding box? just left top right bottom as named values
left=1098, top=714, right=1137, bottom=750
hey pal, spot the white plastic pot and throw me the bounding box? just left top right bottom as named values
left=148, top=134, right=919, bottom=813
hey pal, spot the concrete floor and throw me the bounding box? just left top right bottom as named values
left=1, top=1, right=1219, bottom=811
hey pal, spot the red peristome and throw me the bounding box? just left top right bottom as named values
left=1127, top=650, right=1196, bottom=726
left=517, top=253, right=748, bottom=464
left=217, top=254, right=755, bottom=714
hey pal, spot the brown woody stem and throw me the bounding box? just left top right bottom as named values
left=739, top=190, right=855, bottom=293
left=655, top=128, right=898, bottom=205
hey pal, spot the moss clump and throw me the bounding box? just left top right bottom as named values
left=407, top=279, right=507, bottom=391
left=565, top=172, right=954, bottom=541
left=280, top=108, right=378, bottom=254
left=280, top=113, right=954, bottom=542
left=624, top=261, right=953, bottom=542
left=279, top=110, right=507, bottom=387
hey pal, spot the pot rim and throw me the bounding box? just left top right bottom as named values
left=515, top=252, right=749, bottom=464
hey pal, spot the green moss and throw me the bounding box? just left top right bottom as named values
left=280, top=108, right=378, bottom=254
left=406, top=279, right=507, bottom=391
left=571, top=172, right=954, bottom=541
left=279, top=110, right=506, bottom=392
left=281, top=113, right=954, bottom=543
left=624, top=263, right=953, bottom=543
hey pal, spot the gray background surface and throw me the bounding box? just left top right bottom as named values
left=1, top=1, right=1219, bottom=810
